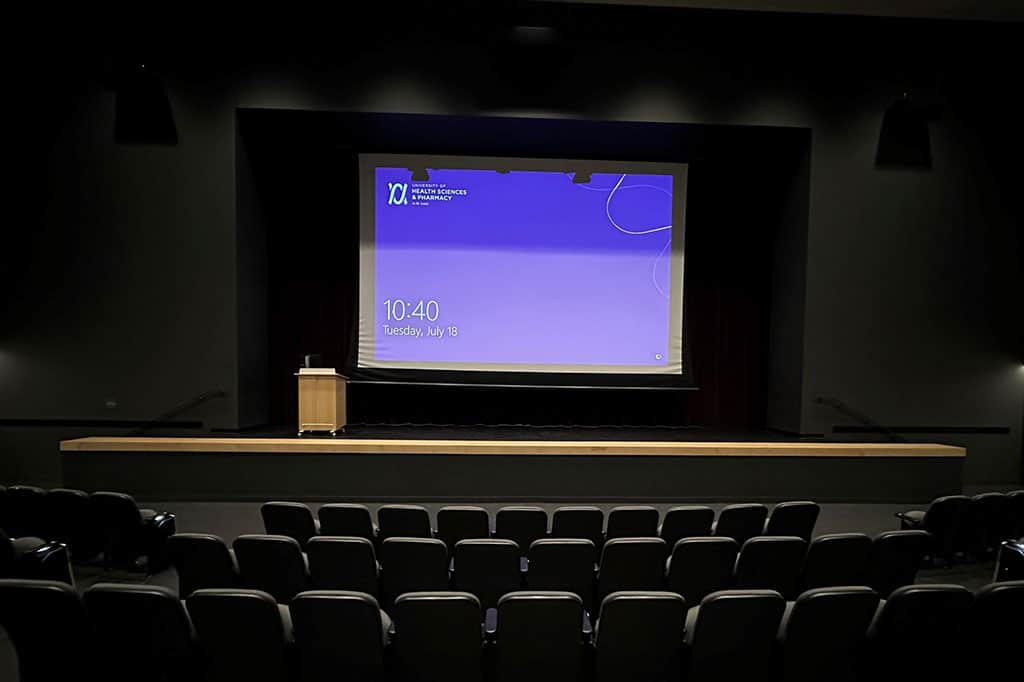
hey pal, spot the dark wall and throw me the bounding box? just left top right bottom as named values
left=3, top=6, right=1021, bottom=486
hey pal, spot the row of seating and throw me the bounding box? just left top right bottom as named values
left=170, top=529, right=931, bottom=612
left=0, top=485, right=175, bottom=570
left=260, top=500, right=821, bottom=552
left=2, top=578, right=1020, bottom=682
left=898, top=490, right=1024, bottom=563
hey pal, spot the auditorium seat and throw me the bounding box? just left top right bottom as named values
left=965, top=580, right=1024, bottom=677
left=0, top=624, right=16, bottom=682
left=83, top=583, right=197, bottom=682
left=306, top=536, right=379, bottom=597
left=4, top=486, right=47, bottom=539
left=993, top=537, right=1024, bottom=581
left=291, top=590, right=389, bottom=682
left=776, top=586, right=879, bottom=682
left=495, top=591, right=584, bottom=682
left=233, top=534, right=309, bottom=603
left=91, top=491, right=175, bottom=571
left=605, top=506, right=659, bottom=540
left=968, top=492, right=1012, bottom=557
left=552, top=506, right=605, bottom=548
left=764, top=501, right=820, bottom=542
left=0, top=579, right=96, bottom=682
left=378, top=504, right=433, bottom=540
left=317, top=503, right=377, bottom=542
left=733, top=536, right=806, bottom=600
left=495, top=506, right=548, bottom=557
left=593, top=591, right=685, bottom=682
left=527, top=538, right=598, bottom=614
left=658, top=506, right=714, bottom=550
left=380, top=537, right=450, bottom=609
left=859, top=584, right=972, bottom=682
left=684, top=589, right=785, bottom=682
left=866, top=530, right=931, bottom=598
left=666, top=537, right=738, bottom=606
left=393, top=591, right=483, bottom=682
left=186, top=588, right=292, bottom=682
left=437, top=506, right=491, bottom=552
left=712, top=503, right=768, bottom=547
left=167, top=533, right=240, bottom=597
left=1008, top=490, right=1024, bottom=537
left=798, top=533, right=871, bottom=592
left=896, top=494, right=971, bottom=564
left=597, top=538, right=667, bottom=601
left=0, top=530, right=74, bottom=584
left=261, top=501, right=319, bottom=548
left=45, top=488, right=102, bottom=560
left=453, top=539, right=521, bottom=612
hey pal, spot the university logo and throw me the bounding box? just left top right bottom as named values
left=387, top=182, right=409, bottom=206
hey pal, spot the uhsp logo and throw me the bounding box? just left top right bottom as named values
left=387, top=182, right=409, bottom=206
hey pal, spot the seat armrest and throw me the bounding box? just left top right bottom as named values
left=147, top=512, right=177, bottom=534
left=894, top=512, right=922, bottom=527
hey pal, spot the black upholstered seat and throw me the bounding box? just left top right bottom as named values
left=393, top=591, right=483, bottom=682
left=968, top=492, right=1012, bottom=557
left=764, top=501, right=820, bottom=542
left=712, top=503, right=768, bottom=547
left=605, top=506, right=659, bottom=540
left=1008, top=490, right=1024, bottom=537
left=0, top=623, right=16, bottom=682
left=84, top=583, right=197, bottom=682
left=777, top=586, right=879, bottom=682
left=380, top=537, right=450, bottom=608
left=666, top=537, right=738, bottom=605
left=866, top=530, right=931, bottom=597
left=186, top=588, right=292, bottom=682
left=495, top=506, right=548, bottom=556
left=994, top=537, right=1024, bottom=581
left=733, top=536, right=806, bottom=599
left=4, top=486, right=48, bottom=539
left=437, top=506, right=491, bottom=553
left=965, top=580, right=1024, bottom=677
left=799, top=532, right=872, bottom=592
left=378, top=505, right=433, bottom=540
left=594, top=591, right=685, bottom=682
left=233, top=534, right=309, bottom=603
left=168, top=533, right=240, bottom=597
left=597, top=538, right=667, bottom=601
left=527, top=538, right=597, bottom=614
left=453, top=538, right=521, bottom=611
left=306, top=536, right=379, bottom=597
left=91, top=491, right=175, bottom=570
left=658, top=506, right=714, bottom=550
left=317, top=503, right=376, bottom=542
left=0, top=530, right=73, bottom=584
left=896, top=494, right=970, bottom=564
left=495, top=591, right=584, bottom=682
left=45, top=488, right=102, bottom=560
left=684, top=589, right=785, bottom=682
left=261, top=501, right=319, bottom=547
left=291, top=590, right=389, bottom=682
left=552, top=506, right=605, bottom=548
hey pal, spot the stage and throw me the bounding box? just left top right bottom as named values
left=59, top=435, right=965, bottom=504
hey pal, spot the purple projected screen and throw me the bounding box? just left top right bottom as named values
left=358, top=154, right=686, bottom=374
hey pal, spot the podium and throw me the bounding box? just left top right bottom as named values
left=296, top=371, right=347, bottom=436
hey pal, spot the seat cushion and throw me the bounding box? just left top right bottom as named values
left=903, top=510, right=925, bottom=523
left=11, top=537, right=44, bottom=557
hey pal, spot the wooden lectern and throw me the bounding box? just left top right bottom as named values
left=296, top=371, right=347, bottom=436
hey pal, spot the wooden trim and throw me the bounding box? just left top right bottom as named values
left=59, top=437, right=966, bottom=458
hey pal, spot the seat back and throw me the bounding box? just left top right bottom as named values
left=233, top=534, right=309, bottom=603
left=778, top=586, right=879, bottom=682
left=527, top=538, right=597, bottom=613
left=0, top=623, right=16, bottom=682
left=867, top=530, right=931, bottom=597
left=799, top=533, right=871, bottom=592
left=495, top=506, right=547, bottom=556
left=666, top=537, right=738, bottom=605
left=5, top=486, right=48, bottom=538
left=764, top=501, right=820, bottom=542
left=713, top=504, right=768, bottom=547
left=1008, top=490, right=1024, bottom=537
left=594, top=591, right=685, bottom=682
left=437, top=506, right=490, bottom=553
left=291, top=590, right=386, bottom=682
left=46, top=488, right=102, bottom=560
left=84, top=583, right=196, bottom=682
left=261, top=502, right=318, bottom=547
left=186, top=588, right=291, bottom=682
left=597, top=538, right=667, bottom=600
left=317, top=504, right=375, bottom=541
left=686, top=589, right=785, bottom=682
left=380, top=538, right=449, bottom=608
left=966, top=580, right=1024, bottom=677
left=551, top=506, right=605, bottom=547
left=453, top=539, right=521, bottom=610
left=659, top=506, right=714, bottom=550
left=91, top=491, right=144, bottom=563
left=605, top=506, right=659, bottom=540
left=168, top=533, right=239, bottom=597
left=0, top=579, right=94, bottom=682
left=733, top=536, right=806, bottom=599
left=496, top=591, right=584, bottom=682
left=306, top=536, right=378, bottom=597
left=969, top=492, right=1012, bottom=556
left=921, top=495, right=971, bottom=557
left=394, top=591, right=483, bottom=682
left=378, top=505, right=432, bottom=540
